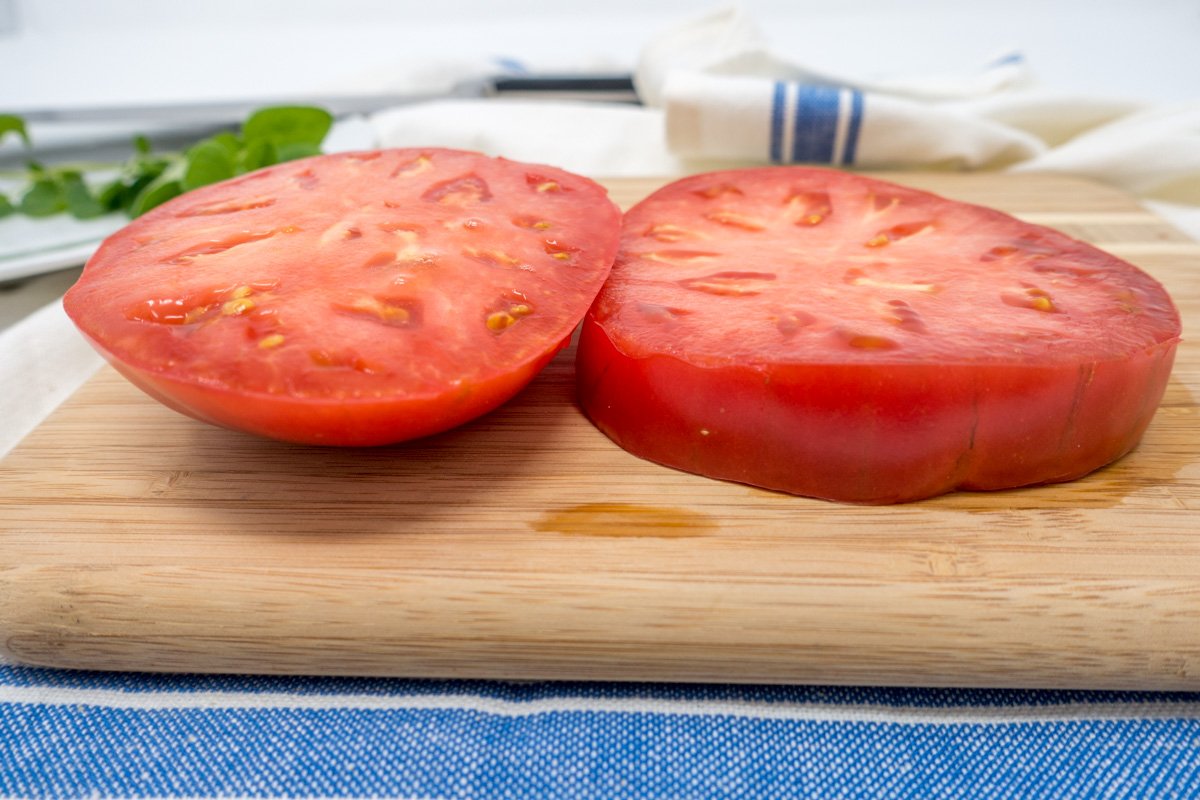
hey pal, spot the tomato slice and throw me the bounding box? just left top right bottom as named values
left=65, top=148, right=621, bottom=446
left=576, top=168, right=1181, bottom=503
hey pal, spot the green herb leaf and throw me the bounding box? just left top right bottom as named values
left=183, top=139, right=236, bottom=190
left=243, top=106, right=333, bottom=149
left=129, top=175, right=183, bottom=217
left=238, top=137, right=277, bottom=173
left=0, top=114, right=31, bottom=147
left=60, top=170, right=108, bottom=219
left=3, top=105, right=332, bottom=221
left=276, top=141, right=323, bottom=163
left=19, top=177, right=66, bottom=217
left=129, top=161, right=186, bottom=217
left=99, top=152, right=172, bottom=214
left=210, top=132, right=241, bottom=158
left=96, top=176, right=127, bottom=211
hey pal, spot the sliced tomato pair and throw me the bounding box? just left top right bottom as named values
left=67, top=155, right=1180, bottom=503
left=65, top=148, right=621, bottom=446
left=576, top=167, right=1181, bottom=503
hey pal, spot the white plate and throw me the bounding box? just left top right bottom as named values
left=0, top=213, right=126, bottom=284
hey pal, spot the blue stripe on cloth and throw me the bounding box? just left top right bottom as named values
left=769, top=80, right=786, bottom=163
left=791, top=85, right=841, bottom=164
left=842, top=88, right=865, bottom=165
left=987, top=51, right=1026, bottom=67
left=5, top=702, right=1200, bottom=798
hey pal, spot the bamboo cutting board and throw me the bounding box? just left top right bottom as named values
left=2, top=173, right=1198, bottom=690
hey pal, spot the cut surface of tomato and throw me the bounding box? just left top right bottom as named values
left=65, top=148, right=621, bottom=445
left=576, top=168, right=1181, bottom=503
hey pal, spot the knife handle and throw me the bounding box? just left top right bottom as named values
left=488, top=74, right=638, bottom=104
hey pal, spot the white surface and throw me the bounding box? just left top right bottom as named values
left=1, top=1, right=1196, bottom=108
left=0, top=298, right=102, bottom=459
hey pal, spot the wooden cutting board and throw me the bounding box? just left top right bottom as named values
left=2, top=173, right=1198, bottom=690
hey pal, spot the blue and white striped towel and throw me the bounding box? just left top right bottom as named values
left=5, top=662, right=1200, bottom=798
left=644, top=6, right=1200, bottom=206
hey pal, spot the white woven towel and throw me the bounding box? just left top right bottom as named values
left=642, top=7, right=1200, bottom=202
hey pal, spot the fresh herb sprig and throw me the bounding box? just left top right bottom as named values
left=0, top=106, right=333, bottom=220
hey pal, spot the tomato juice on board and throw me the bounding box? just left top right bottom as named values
left=64, top=148, right=622, bottom=446
left=575, top=167, right=1181, bottom=504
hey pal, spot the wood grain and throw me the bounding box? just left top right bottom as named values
left=2, top=172, right=1198, bottom=688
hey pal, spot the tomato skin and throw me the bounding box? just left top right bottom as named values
left=576, top=167, right=1182, bottom=503
left=65, top=149, right=619, bottom=446
left=81, top=328, right=570, bottom=446
left=579, top=317, right=1176, bottom=503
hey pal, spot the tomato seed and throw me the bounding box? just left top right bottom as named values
left=486, top=311, right=516, bottom=332
left=643, top=223, right=699, bottom=242
left=221, top=298, right=255, bottom=316
left=175, top=198, right=276, bottom=218
left=864, top=221, right=933, bottom=248
left=867, top=192, right=901, bottom=214
left=335, top=296, right=418, bottom=327
left=775, top=310, right=817, bottom=337
left=465, top=247, right=522, bottom=267
left=679, top=271, right=777, bottom=297
left=1000, top=288, right=1059, bottom=313
left=703, top=210, right=767, bottom=231
left=784, top=190, right=832, bottom=227
left=391, top=154, right=433, bottom=177
left=692, top=183, right=743, bottom=199
left=422, top=174, right=493, bottom=206
left=839, top=331, right=900, bottom=350
left=511, top=215, right=552, bottom=230
left=642, top=249, right=720, bottom=263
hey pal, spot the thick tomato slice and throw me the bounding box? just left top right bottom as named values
left=576, top=167, right=1181, bottom=504
left=65, top=148, right=620, bottom=446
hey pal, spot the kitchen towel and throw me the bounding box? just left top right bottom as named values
left=643, top=6, right=1200, bottom=205
left=5, top=662, right=1200, bottom=798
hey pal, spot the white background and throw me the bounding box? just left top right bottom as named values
left=1, top=0, right=1197, bottom=107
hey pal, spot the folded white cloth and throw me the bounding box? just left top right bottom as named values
left=0, top=300, right=102, bottom=458
left=641, top=7, right=1200, bottom=203
left=635, top=7, right=1033, bottom=106
left=1009, top=103, right=1200, bottom=202
left=371, top=98, right=682, bottom=178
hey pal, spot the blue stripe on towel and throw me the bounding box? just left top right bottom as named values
left=791, top=85, right=841, bottom=164
left=987, top=51, right=1026, bottom=67
left=842, top=89, right=865, bottom=165
left=769, top=80, right=786, bottom=163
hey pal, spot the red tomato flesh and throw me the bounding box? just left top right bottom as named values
left=65, top=149, right=621, bottom=445
left=576, top=168, right=1181, bottom=503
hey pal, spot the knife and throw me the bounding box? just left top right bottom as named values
left=6, top=74, right=639, bottom=126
